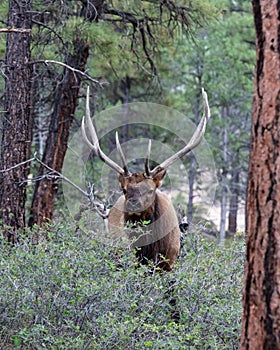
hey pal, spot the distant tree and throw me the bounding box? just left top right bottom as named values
left=205, top=1, right=254, bottom=240
left=28, top=39, right=89, bottom=227
left=0, top=0, right=33, bottom=242
left=240, top=0, right=280, bottom=348
left=156, top=1, right=254, bottom=236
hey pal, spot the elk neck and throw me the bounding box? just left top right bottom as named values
left=124, top=192, right=160, bottom=226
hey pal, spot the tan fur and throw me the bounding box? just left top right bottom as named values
left=108, top=171, right=180, bottom=271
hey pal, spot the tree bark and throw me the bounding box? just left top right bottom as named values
left=120, top=76, right=131, bottom=154
left=187, top=154, right=196, bottom=224
left=240, top=0, right=280, bottom=348
left=28, top=40, right=89, bottom=227
left=187, top=88, right=202, bottom=224
left=0, top=1, right=33, bottom=242
left=228, top=164, right=239, bottom=235
left=219, top=107, right=228, bottom=244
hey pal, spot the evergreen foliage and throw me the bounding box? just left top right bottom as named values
left=0, top=222, right=244, bottom=349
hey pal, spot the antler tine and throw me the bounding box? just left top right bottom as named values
left=115, top=131, right=130, bottom=176
left=144, top=139, right=151, bottom=177
left=81, top=87, right=99, bottom=151
left=150, top=88, right=211, bottom=177
left=81, top=87, right=125, bottom=175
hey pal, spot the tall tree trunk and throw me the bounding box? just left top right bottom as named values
left=187, top=88, right=202, bottom=224
left=228, top=163, right=239, bottom=235
left=0, top=1, right=33, bottom=242
left=219, top=107, right=228, bottom=244
left=28, top=40, right=89, bottom=227
left=187, top=154, right=196, bottom=224
left=240, top=1, right=280, bottom=348
left=120, top=76, right=131, bottom=154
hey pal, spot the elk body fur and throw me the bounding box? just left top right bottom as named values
left=82, top=87, right=211, bottom=271
left=108, top=171, right=181, bottom=271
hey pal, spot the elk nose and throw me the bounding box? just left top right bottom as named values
left=127, top=198, right=140, bottom=210
left=128, top=198, right=138, bottom=206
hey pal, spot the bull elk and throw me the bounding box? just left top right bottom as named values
left=82, top=87, right=210, bottom=270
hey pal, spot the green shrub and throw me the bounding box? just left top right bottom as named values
left=0, top=222, right=244, bottom=349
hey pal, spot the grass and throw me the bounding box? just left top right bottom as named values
left=0, top=220, right=245, bottom=349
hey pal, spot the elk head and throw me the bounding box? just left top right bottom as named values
left=118, top=169, right=166, bottom=220
left=81, top=87, right=210, bottom=221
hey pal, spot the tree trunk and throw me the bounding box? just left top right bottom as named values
left=120, top=76, right=131, bottom=154
left=219, top=172, right=227, bottom=243
left=0, top=1, right=33, bottom=242
left=219, top=107, right=228, bottom=244
left=240, top=1, right=280, bottom=348
left=228, top=164, right=239, bottom=235
left=187, top=154, right=196, bottom=224
left=28, top=40, right=89, bottom=227
left=187, top=88, right=201, bottom=224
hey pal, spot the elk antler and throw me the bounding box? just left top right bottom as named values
left=115, top=131, right=130, bottom=175
left=81, top=87, right=130, bottom=176
left=148, top=88, right=210, bottom=178
left=144, top=139, right=152, bottom=177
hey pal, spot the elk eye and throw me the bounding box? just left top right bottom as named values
left=148, top=189, right=154, bottom=195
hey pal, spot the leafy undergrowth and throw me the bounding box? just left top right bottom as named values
left=0, top=222, right=245, bottom=349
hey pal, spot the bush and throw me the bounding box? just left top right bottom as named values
left=0, top=222, right=245, bottom=349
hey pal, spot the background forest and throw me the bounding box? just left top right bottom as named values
left=0, top=0, right=255, bottom=239
left=0, top=0, right=255, bottom=349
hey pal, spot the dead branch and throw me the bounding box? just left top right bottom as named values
left=31, top=59, right=109, bottom=87
left=0, top=27, right=32, bottom=33
left=0, top=156, right=36, bottom=173
left=31, top=19, right=65, bottom=47
left=0, top=154, right=109, bottom=221
left=33, top=155, right=108, bottom=219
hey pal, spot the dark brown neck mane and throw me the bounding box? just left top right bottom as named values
left=124, top=193, right=161, bottom=225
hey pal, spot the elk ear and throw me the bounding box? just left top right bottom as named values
left=153, top=169, right=166, bottom=187
left=118, top=174, right=126, bottom=189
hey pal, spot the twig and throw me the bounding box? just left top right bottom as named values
left=31, top=59, right=109, bottom=87
left=34, top=155, right=89, bottom=198
left=0, top=154, right=109, bottom=220
left=0, top=156, right=36, bottom=173
left=0, top=27, right=32, bottom=33
left=34, top=156, right=109, bottom=219
left=31, top=19, right=65, bottom=46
